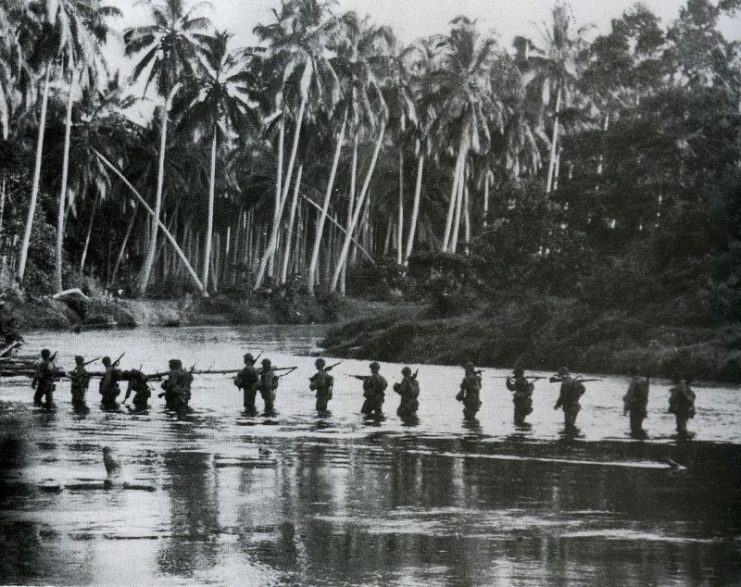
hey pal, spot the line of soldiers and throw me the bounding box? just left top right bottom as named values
left=31, top=350, right=194, bottom=411
left=28, top=348, right=698, bottom=436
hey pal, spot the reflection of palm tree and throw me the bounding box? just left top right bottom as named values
left=124, top=0, right=213, bottom=295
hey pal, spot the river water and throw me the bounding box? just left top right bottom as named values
left=1, top=325, right=740, bottom=585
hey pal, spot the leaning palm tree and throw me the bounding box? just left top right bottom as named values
left=178, top=31, right=258, bottom=292
left=124, top=0, right=213, bottom=295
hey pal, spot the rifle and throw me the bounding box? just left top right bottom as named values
left=350, top=374, right=371, bottom=380
left=325, top=361, right=342, bottom=372
left=413, top=368, right=419, bottom=379
left=276, top=367, right=297, bottom=378
left=492, top=375, right=546, bottom=380
left=550, top=376, right=601, bottom=383
left=84, top=357, right=100, bottom=367
left=111, top=352, right=125, bottom=368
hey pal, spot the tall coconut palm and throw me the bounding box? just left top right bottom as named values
left=124, top=0, right=213, bottom=295
left=179, top=31, right=258, bottom=292
left=253, top=0, right=343, bottom=291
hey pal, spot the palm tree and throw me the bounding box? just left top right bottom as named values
left=124, top=0, right=213, bottom=295
left=179, top=31, right=258, bottom=292
left=253, top=0, right=343, bottom=291
left=51, top=0, right=121, bottom=293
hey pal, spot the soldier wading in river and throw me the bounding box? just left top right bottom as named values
left=123, top=370, right=152, bottom=408
left=257, top=358, right=279, bottom=413
left=234, top=353, right=259, bottom=413
left=668, top=373, right=696, bottom=436
left=457, top=362, right=482, bottom=419
left=393, top=366, right=420, bottom=419
left=623, top=366, right=649, bottom=436
left=357, top=362, right=387, bottom=417
left=160, top=359, right=192, bottom=410
left=506, top=367, right=534, bottom=425
left=69, top=356, right=91, bottom=405
left=309, top=358, right=334, bottom=412
left=99, top=356, right=122, bottom=407
left=553, top=367, right=585, bottom=430
left=32, top=349, right=56, bottom=406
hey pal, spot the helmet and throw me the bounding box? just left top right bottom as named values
left=401, top=366, right=412, bottom=376
left=262, top=358, right=271, bottom=366
left=315, top=358, right=326, bottom=368
left=75, top=355, right=84, bottom=364
left=513, top=367, right=524, bottom=377
left=169, top=359, right=182, bottom=369
left=41, top=349, right=51, bottom=359
left=102, top=356, right=111, bottom=366
left=369, top=361, right=380, bottom=372
left=670, top=372, right=681, bottom=384
left=244, top=353, right=254, bottom=363
left=558, top=367, right=570, bottom=377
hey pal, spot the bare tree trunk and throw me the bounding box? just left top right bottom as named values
left=442, top=135, right=467, bottom=252
left=545, top=85, right=562, bottom=194
left=280, top=164, right=303, bottom=284
left=55, top=72, right=75, bottom=293
left=202, top=131, right=218, bottom=291
left=331, top=122, right=386, bottom=292
left=483, top=171, right=490, bottom=228
left=404, top=153, right=424, bottom=264
left=340, top=135, right=358, bottom=295
left=110, top=204, right=138, bottom=286
left=18, top=64, right=51, bottom=283
left=307, top=114, right=347, bottom=294
left=138, top=101, right=169, bottom=294
left=450, top=164, right=465, bottom=253
left=383, top=220, right=393, bottom=256
left=269, top=110, right=285, bottom=280
left=463, top=183, right=471, bottom=256
left=79, top=194, right=96, bottom=273
left=397, top=116, right=405, bottom=265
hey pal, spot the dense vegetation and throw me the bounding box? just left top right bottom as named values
left=0, top=0, right=739, bottom=377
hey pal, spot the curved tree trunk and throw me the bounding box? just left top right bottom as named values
left=330, top=122, right=386, bottom=292
left=79, top=192, right=95, bottom=273
left=95, top=149, right=206, bottom=295
left=397, top=116, right=405, bottom=266
left=110, top=203, right=137, bottom=287
left=442, top=140, right=466, bottom=252
left=138, top=102, right=169, bottom=294
left=307, top=114, right=347, bottom=294
left=280, top=164, right=303, bottom=284
left=202, top=131, right=218, bottom=291
left=54, top=73, right=75, bottom=293
left=450, top=165, right=465, bottom=253
left=340, top=135, right=359, bottom=295
left=18, top=64, right=51, bottom=283
left=545, top=85, right=562, bottom=194
left=404, top=152, right=424, bottom=264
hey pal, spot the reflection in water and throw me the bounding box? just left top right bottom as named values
left=0, top=325, right=739, bottom=585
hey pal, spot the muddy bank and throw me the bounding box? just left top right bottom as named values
left=321, top=299, right=741, bottom=384
left=10, top=291, right=389, bottom=331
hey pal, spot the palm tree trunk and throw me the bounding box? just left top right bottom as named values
left=442, top=136, right=467, bottom=252
left=95, top=149, right=206, bottom=295
left=18, top=64, right=51, bottom=283
left=340, top=135, right=359, bottom=295
left=397, top=116, right=405, bottom=265
left=54, top=73, right=75, bottom=293
left=280, top=164, right=303, bottom=284
left=331, top=122, right=386, bottom=292
left=404, top=153, right=424, bottom=264
left=307, top=114, right=347, bottom=294
left=138, top=101, right=169, bottom=294
left=110, top=204, right=138, bottom=286
left=202, top=131, right=218, bottom=291
left=463, top=183, right=471, bottom=256
left=79, top=193, right=96, bottom=273
left=483, top=171, right=490, bottom=228
left=255, top=96, right=307, bottom=289
left=545, top=85, right=562, bottom=194
left=450, top=165, right=465, bottom=253
left=269, top=110, right=285, bottom=280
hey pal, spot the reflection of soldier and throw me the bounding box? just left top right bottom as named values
left=123, top=370, right=152, bottom=408
left=553, top=367, right=585, bottom=429
left=506, top=368, right=534, bottom=425
left=309, top=358, right=334, bottom=412
left=393, top=366, right=419, bottom=419
left=32, top=349, right=56, bottom=406
left=69, top=356, right=90, bottom=404
left=623, top=366, right=649, bottom=436
left=234, top=353, right=258, bottom=413
left=359, top=362, right=387, bottom=417
left=456, top=362, right=482, bottom=419
left=668, top=373, right=696, bottom=435
left=161, top=359, right=192, bottom=410
left=99, top=356, right=122, bottom=406
left=256, top=358, right=279, bottom=413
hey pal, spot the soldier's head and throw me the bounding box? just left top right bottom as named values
left=369, top=361, right=380, bottom=373
left=169, top=359, right=181, bottom=370
left=558, top=366, right=570, bottom=378
left=629, top=365, right=640, bottom=376
left=315, top=358, right=326, bottom=369
left=40, top=349, right=51, bottom=359
left=243, top=353, right=254, bottom=364
left=513, top=367, right=524, bottom=377
left=262, top=358, right=272, bottom=368
left=102, top=356, right=111, bottom=366
left=670, top=372, right=681, bottom=384
left=463, top=361, right=475, bottom=374
left=75, top=355, right=84, bottom=365
left=402, top=366, right=412, bottom=377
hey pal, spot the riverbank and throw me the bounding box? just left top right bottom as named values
left=320, top=298, right=741, bottom=384
left=8, top=291, right=390, bottom=331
